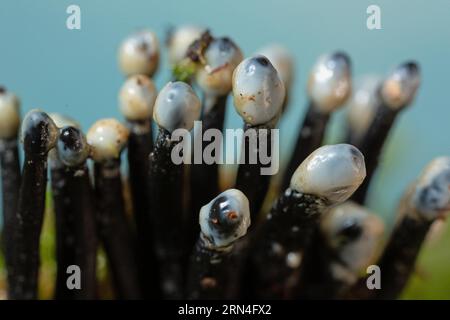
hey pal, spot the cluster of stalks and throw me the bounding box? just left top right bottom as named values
left=0, top=25, right=448, bottom=300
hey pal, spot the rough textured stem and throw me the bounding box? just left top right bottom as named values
left=351, top=103, right=397, bottom=204
left=294, top=229, right=351, bottom=299
left=0, top=138, right=21, bottom=285
left=148, top=128, right=186, bottom=299
left=127, top=121, right=160, bottom=299
left=8, top=154, right=47, bottom=300
left=247, top=189, right=326, bottom=299
left=52, top=165, right=97, bottom=300
left=94, top=159, right=141, bottom=299
left=186, top=236, right=236, bottom=299
left=374, top=215, right=430, bottom=299
left=235, top=123, right=273, bottom=221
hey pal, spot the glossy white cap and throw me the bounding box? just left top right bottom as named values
left=199, top=189, right=251, bottom=248
left=321, top=201, right=384, bottom=273
left=167, top=25, right=206, bottom=64
left=307, top=52, right=352, bottom=113
left=0, top=88, right=21, bottom=139
left=232, top=55, right=285, bottom=125
left=196, top=37, right=243, bottom=97
left=118, top=30, right=159, bottom=77
left=290, top=144, right=366, bottom=204
left=87, top=118, right=129, bottom=162
left=153, top=81, right=201, bottom=132
left=119, top=74, right=157, bottom=121
left=411, top=157, right=450, bottom=221
left=381, top=62, right=420, bottom=110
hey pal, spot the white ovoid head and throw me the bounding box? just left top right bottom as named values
left=199, top=189, right=251, bottom=249
left=49, top=113, right=80, bottom=129
left=21, top=109, right=59, bottom=155
left=381, top=61, right=420, bottom=110
left=118, top=30, right=159, bottom=77
left=167, top=25, right=206, bottom=64
left=232, top=55, right=285, bottom=125
left=57, top=126, right=90, bottom=167
left=0, top=87, right=21, bottom=139
left=321, top=201, right=384, bottom=273
left=307, top=52, right=352, bottom=113
left=153, top=81, right=201, bottom=132
left=196, top=37, right=243, bottom=97
left=347, top=76, right=382, bottom=138
left=257, top=44, right=294, bottom=90
left=119, top=74, right=157, bottom=121
left=411, top=157, right=450, bottom=221
left=290, top=144, right=366, bottom=204
left=86, top=118, right=129, bottom=162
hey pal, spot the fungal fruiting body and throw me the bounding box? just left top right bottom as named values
left=87, top=119, right=141, bottom=299
left=0, top=87, right=21, bottom=291
left=371, top=157, right=450, bottom=299
left=351, top=62, right=420, bottom=204
left=52, top=125, right=97, bottom=299
left=282, top=52, right=352, bottom=191
left=296, top=201, right=384, bottom=299
left=149, top=81, right=201, bottom=299
left=9, top=110, right=58, bottom=299
left=195, top=36, right=243, bottom=111
left=118, top=30, right=159, bottom=77
left=346, top=76, right=382, bottom=144
left=187, top=189, right=250, bottom=299
left=167, top=25, right=206, bottom=66
left=119, top=74, right=159, bottom=298
left=248, top=144, right=366, bottom=299
left=189, top=36, right=243, bottom=249
left=232, top=55, right=285, bottom=219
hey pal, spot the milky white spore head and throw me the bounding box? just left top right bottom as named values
left=199, top=189, right=251, bottom=248
left=347, top=76, right=381, bottom=139
left=87, top=118, right=129, bottom=162
left=0, top=87, right=21, bottom=139
left=307, top=52, right=352, bottom=113
left=167, top=25, right=206, bottom=64
left=118, top=30, right=159, bottom=77
left=232, top=55, right=285, bottom=125
left=290, top=144, right=366, bottom=204
left=153, top=81, right=201, bottom=132
left=196, top=37, right=243, bottom=97
left=119, top=74, right=157, bottom=121
left=381, top=62, right=420, bottom=111
left=410, top=157, right=450, bottom=221
left=321, top=201, right=384, bottom=273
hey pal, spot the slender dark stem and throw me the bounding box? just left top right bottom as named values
left=186, top=237, right=237, bottom=299
left=127, top=120, right=160, bottom=299
left=235, top=123, right=273, bottom=221
left=148, top=128, right=186, bottom=299
left=294, top=228, right=349, bottom=299
left=351, top=103, right=398, bottom=204
left=374, top=215, right=430, bottom=299
left=246, top=189, right=325, bottom=299
left=94, top=159, right=141, bottom=299
left=189, top=95, right=227, bottom=247
left=8, top=153, right=47, bottom=300
left=282, top=103, right=329, bottom=191
left=0, top=138, right=21, bottom=284
left=52, top=164, right=97, bottom=300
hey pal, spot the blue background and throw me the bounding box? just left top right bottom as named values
left=0, top=0, right=449, bottom=224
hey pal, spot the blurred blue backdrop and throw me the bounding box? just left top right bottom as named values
left=0, top=0, right=449, bottom=226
